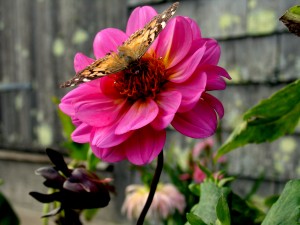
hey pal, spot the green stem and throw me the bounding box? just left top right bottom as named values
left=136, top=151, right=164, bottom=225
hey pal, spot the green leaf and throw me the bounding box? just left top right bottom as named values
left=264, top=195, right=280, bottom=208
left=244, top=173, right=265, bottom=201
left=52, top=97, right=75, bottom=139
left=262, top=180, right=300, bottom=225
left=216, top=79, right=300, bottom=158
left=63, top=142, right=90, bottom=161
left=53, top=97, right=90, bottom=160
left=190, top=181, right=230, bottom=225
left=87, top=147, right=100, bottom=171
left=84, top=208, right=99, bottom=221
left=0, top=192, right=19, bottom=225
left=186, top=213, right=208, bottom=225
left=280, top=5, right=300, bottom=37
left=197, top=162, right=213, bottom=179
left=189, top=183, right=200, bottom=197
left=216, top=194, right=231, bottom=225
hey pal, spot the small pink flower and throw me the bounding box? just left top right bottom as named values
left=121, top=184, right=185, bottom=220
left=192, top=164, right=207, bottom=183
left=59, top=5, right=230, bottom=165
left=192, top=137, right=214, bottom=158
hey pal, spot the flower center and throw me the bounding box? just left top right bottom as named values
left=114, top=53, right=167, bottom=102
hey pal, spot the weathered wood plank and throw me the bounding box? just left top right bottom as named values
left=0, top=0, right=34, bottom=148
left=219, top=36, right=278, bottom=83
left=278, top=33, right=300, bottom=81
left=0, top=0, right=127, bottom=149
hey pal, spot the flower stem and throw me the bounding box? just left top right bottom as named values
left=136, top=151, right=164, bottom=225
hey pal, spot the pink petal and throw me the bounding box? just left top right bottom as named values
left=184, top=17, right=202, bottom=39
left=93, top=28, right=128, bottom=58
left=59, top=102, right=75, bottom=116
left=125, top=126, right=166, bottom=165
left=92, top=145, right=126, bottom=163
left=71, top=123, right=93, bottom=143
left=126, top=6, right=157, bottom=35
left=200, top=38, right=221, bottom=65
left=167, top=66, right=207, bottom=112
left=100, top=75, right=123, bottom=98
left=172, top=99, right=218, bottom=138
left=167, top=44, right=206, bottom=83
left=92, top=126, right=166, bottom=165
left=154, top=16, right=193, bottom=68
left=71, top=116, right=82, bottom=127
left=202, top=93, right=224, bottom=119
left=74, top=53, right=94, bottom=73
left=192, top=138, right=214, bottom=158
left=206, top=74, right=226, bottom=91
left=203, top=65, right=231, bottom=91
left=151, top=91, right=182, bottom=130
left=91, top=124, right=133, bottom=148
left=116, top=98, right=159, bottom=134
left=59, top=84, right=99, bottom=116
left=75, top=93, right=128, bottom=127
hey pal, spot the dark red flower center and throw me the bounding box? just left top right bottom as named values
left=114, top=53, right=167, bottom=102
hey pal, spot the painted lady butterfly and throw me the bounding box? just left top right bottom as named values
left=60, top=2, right=179, bottom=88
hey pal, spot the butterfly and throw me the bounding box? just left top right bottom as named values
left=60, top=2, right=179, bottom=88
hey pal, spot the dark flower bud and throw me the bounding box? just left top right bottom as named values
left=30, top=149, right=112, bottom=218
left=35, top=167, right=65, bottom=189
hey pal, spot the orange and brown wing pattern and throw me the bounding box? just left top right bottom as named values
left=60, top=52, right=126, bottom=88
left=60, top=2, right=179, bottom=88
left=120, top=2, right=179, bottom=60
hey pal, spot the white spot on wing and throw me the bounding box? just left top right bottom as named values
left=149, top=33, right=155, bottom=42
left=83, top=78, right=91, bottom=82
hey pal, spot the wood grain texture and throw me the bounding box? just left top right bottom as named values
left=0, top=0, right=126, bottom=149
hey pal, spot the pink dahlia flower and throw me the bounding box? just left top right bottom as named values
left=59, top=5, right=230, bottom=165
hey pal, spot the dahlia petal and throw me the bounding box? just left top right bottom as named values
left=125, top=126, right=166, bottom=165
left=93, top=28, right=128, bottom=58
left=202, top=93, right=224, bottom=119
left=126, top=6, right=157, bottom=35
left=185, top=17, right=202, bottom=39
left=167, top=67, right=207, bottom=112
left=92, top=145, right=126, bottom=163
left=75, top=94, right=128, bottom=127
left=172, top=99, right=218, bottom=138
left=91, top=125, right=133, bottom=148
left=71, top=123, right=93, bottom=143
left=74, top=53, right=94, bottom=73
left=59, top=84, right=99, bottom=116
left=116, top=98, right=159, bottom=134
left=203, top=65, right=231, bottom=91
left=71, top=116, right=82, bottom=127
left=59, top=102, right=75, bottom=116
left=151, top=91, right=182, bottom=130
left=100, top=75, right=123, bottom=98
left=200, top=38, right=221, bottom=65
left=206, top=74, right=227, bottom=91
left=154, top=17, right=193, bottom=68
left=167, top=44, right=206, bottom=83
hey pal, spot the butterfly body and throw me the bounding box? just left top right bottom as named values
left=60, top=2, right=179, bottom=88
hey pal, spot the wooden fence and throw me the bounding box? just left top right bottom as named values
left=0, top=0, right=300, bottom=224
left=0, top=0, right=127, bottom=150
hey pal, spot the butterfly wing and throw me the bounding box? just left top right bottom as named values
left=60, top=2, right=179, bottom=88
left=119, top=2, right=179, bottom=60
left=60, top=52, right=125, bottom=87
